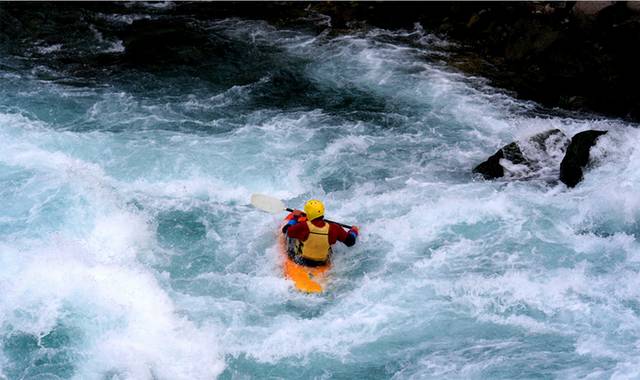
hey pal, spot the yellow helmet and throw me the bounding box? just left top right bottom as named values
left=304, top=199, right=325, bottom=221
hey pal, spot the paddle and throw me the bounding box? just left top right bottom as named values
left=250, top=193, right=353, bottom=229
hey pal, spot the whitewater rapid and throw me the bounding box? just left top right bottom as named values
left=1, top=12, right=640, bottom=380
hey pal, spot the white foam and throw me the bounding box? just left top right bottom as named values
left=126, top=177, right=251, bottom=207
left=220, top=276, right=404, bottom=363
left=105, top=40, right=125, bottom=53
left=36, top=44, right=63, bottom=54
left=0, top=112, right=225, bottom=378
left=89, top=25, right=125, bottom=54
left=1, top=237, right=223, bottom=380
left=96, top=13, right=153, bottom=25
left=322, top=135, right=373, bottom=158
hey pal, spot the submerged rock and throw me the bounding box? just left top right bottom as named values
left=473, top=129, right=569, bottom=180
left=559, top=130, right=608, bottom=187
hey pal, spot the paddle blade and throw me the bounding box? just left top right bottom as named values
left=251, top=193, right=286, bottom=214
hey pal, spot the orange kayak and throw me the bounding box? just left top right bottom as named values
left=279, top=234, right=330, bottom=293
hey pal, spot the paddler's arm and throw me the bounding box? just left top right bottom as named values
left=282, top=211, right=311, bottom=240
left=285, top=221, right=309, bottom=240
left=331, top=224, right=359, bottom=247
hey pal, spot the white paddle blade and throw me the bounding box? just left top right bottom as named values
left=251, top=193, right=286, bottom=214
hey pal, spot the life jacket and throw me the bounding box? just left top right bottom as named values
left=294, top=221, right=332, bottom=262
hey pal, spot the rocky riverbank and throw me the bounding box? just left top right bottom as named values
left=2, top=1, right=638, bottom=122
left=303, top=1, right=640, bottom=123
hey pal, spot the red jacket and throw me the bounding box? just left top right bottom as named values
left=286, top=218, right=355, bottom=246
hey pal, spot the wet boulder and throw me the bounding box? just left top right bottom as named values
left=559, top=130, right=608, bottom=187
left=473, top=129, right=569, bottom=180
left=472, top=142, right=525, bottom=179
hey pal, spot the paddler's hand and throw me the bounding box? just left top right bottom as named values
left=285, top=209, right=303, bottom=222
left=282, top=212, right=301, bottom=234
left=282, top=220, right=296, bottom=234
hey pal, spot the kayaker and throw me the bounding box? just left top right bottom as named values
left=282, top=199, right=359, bottom=267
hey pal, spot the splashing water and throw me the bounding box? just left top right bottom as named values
left=1, top=11, right=640, bottom=380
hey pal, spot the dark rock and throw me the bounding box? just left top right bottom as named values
left=473, top=141, right=530, bottom=179
left=120, top=19, right=213, bottom=66
left=474, top=129, right=569, bottom=180
left=629, top=2, right=640, bottom=13
left=559, top=130, right=608, bottom=187
left=573, top=1, right=615, bottom=17
left=473, top=148, right=506, bottom=179
left=502, top=142, right=528, bottom=165
left=528, top=128, right=570, bottom=155
left=504, top=19, right=560, bottom=62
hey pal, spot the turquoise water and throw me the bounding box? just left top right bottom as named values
left=2, top=8, right=640, bottom=380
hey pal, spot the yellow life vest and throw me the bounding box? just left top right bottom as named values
left=296, top=221, right=331, bottom=262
